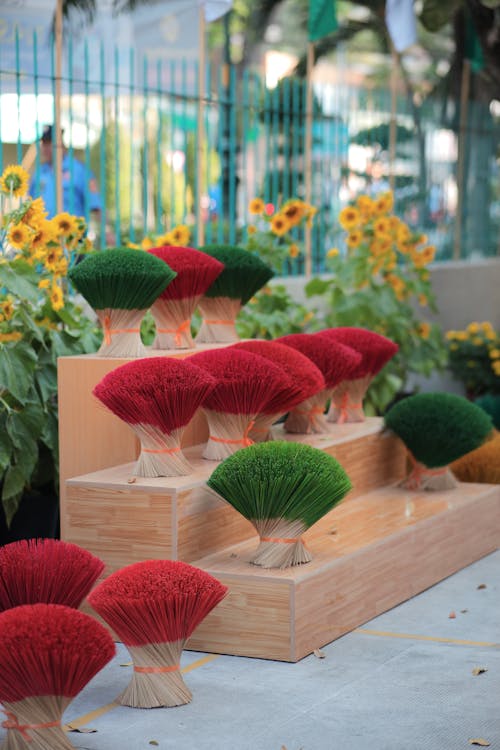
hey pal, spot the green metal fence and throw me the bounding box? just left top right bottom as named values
left=0, top=29, right=499, bottom=273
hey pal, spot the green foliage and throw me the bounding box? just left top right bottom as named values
left=199, top=244, right=274, bottom=304
left=384, top=392, right=493, bottom=467
left=446, top=322, right=500, bottom=397
left=207, top=441, right=352, bottom=527
left=68, top=248, right=177, bottom=311
left=475, top=394, right=500, bottom=430
left=236, top=284, right=318, bottom=339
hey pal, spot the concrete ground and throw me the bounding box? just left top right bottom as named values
left=2, top=551, right=499, bottom=750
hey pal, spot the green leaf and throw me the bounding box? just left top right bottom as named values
left=2, top=465, right=26, bottom=501
left=0, top=342, right=38, bottom=404
left=7, top=401, right=45, bottom=449
left=35, top=363, right=58, bottom=404
left=0, top=260, right=41, bottom=303
left=305, top=277, right=331, bottom=297
left=13, top=442, right=38, bottom=479
left=0, top=426, right=12, bottom=472
left=2, top=493, right=22, bottom=528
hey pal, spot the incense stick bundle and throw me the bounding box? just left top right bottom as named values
left=0, top=603, right=115, bottom=750
left=451, top=431, right=500, bottom=483
left=207, top=441, right=352, bottom=568
left=187, top=348, right=293, bottom=460
left=148, top=245, right=224, bottom=349
left=384, top=392, right=493, bottom=490
left=231, top=340, right=325, bottom=441
left=0, top=539, right=104, bottom=612
left=68, top=248, right=176, bottom=357
left=93, top=357, right=216, bottom=476
left=195, top=244, right=274, bottom=343
left=276, top=333, right=361, bottom=434
left=88, top=560, right=227, bottom=708
left=319, top=328, right=398, bottom=423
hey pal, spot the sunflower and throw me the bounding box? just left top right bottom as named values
left=53, top=258, right=69, bottom=276
left=418, top=294, right=428, bottom=307
left=21, top=197, right=47, bottom=229
left=346, top=230, right=363, bottom=249
left=417, top=322, right=431, bottom=339
left=0, top=165, right=29, bottom=198
left=31, top=220, right=56, bottom=253
left=288, top=243, right=300, bottom=258
left=0, top=332, right=22, bottom=343
left=44, top=246, right=64, bottom=272
left=421, top=245, right=436, bottom=264
left=154, top=233, right=171, bottom=246
left=492, top=361, right=500, bottom=376
left=50, top=283, right=64, bottom=312
left=339, top=206, right=361, bottom=231
left=373, top=217, right=391, bottom=236
left=170, top=225, right=190, bottom=245
left=1, top=298, right=15, bottom=320
left=283, top=201, right=305, bottom=226
left=248, top=197, right=265, bottom=215
left=326, top=247, right=339, bottom=258
left=374, top=191, right=393, bottom=214
left=52, top=212, right=78, bottom=238
left=247, top=224, right=257, bottom=235
left=8, top=223, right=31, bottom=250
left=396, top=224, right=411, bottom=244
left=38, top=279, right=50, bottom=290
left=270, top=213, right=291, bottom=237
left=356, top=194, right=375, bottom=218
left=141, top=237, right=153, bottom=250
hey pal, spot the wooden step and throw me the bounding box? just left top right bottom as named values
left=64, top=419, right=405, bottom=572
left=186, top=482, right=500, bottom=662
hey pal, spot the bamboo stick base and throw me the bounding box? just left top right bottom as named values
left=187, top=482, right=500, bottom=662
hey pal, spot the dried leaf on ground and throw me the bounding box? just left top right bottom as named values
left=472, top=667, right=488, bottom=676
left=313, top=649, right=326, bottom=659
left=468, top=739, right=490, bottom=746
left=149, top=741, right=159, bottom=746
left=448, top=611, right=456, bottom=619
left=477, top=584, right=487, bottom=590
left=67, top=726, right=97, bottom=734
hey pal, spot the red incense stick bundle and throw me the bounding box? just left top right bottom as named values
left=0, top=539, right=104, bottom=613
left=187, top=348, right=293, bottom=460
left=231, top=340, right=325, bottom=441
left=0, top=603, right=115, bottom=750
left=148, top=246, right=224, bottom=350
left=276, top=333, right=362, bottom=433
left=88, top=560, right=227, bottom=708
left=319, top=328, right=399, bottom=423
left=93, top=357, right=216, bottom=477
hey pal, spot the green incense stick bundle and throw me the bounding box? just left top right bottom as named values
left=207, top=441, right=351, bottom=568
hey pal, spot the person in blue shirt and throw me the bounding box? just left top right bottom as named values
left=29, top=125, right=102, bottom=219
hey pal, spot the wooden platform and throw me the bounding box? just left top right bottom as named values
left=187, top=482, right=500, bottom=661
left=65, top=419, right=405, bottom=571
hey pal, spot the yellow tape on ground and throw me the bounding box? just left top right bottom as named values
left=355, top=628, right=500, bottom=648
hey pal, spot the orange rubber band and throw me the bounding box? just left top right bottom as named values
left=156, top=320, right=190, bottom=347
left=134, top=664, right=180, bottom=673
left=337, top=393, right=363, bottom=424
left=406, top=451, right=448, bottom=489
left=209, top=421, right=254, bottom=447
left=2, top=710, right=60, bottom=742
left=142, top=446, right=181, bottom=454
left=203, top=319, right=235, bottom=325
left=103, top=315, right=139, bottom=345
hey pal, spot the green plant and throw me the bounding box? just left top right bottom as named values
left=236, top=284, right=318, bottom=339
left=446, top=321, right=500, bottom=397
left=0, top=165, right=100, bottom=525
left=305, top=192, right=447, bottom=414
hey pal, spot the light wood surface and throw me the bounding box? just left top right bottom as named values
left=187, top=482, right=500, bottom=661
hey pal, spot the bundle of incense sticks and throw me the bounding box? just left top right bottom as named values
left=68, top=248, right=176, bottom=357
left=148, top=245, right=224, bottom=349
left=451, top=431, right=500, bottom=483
left=208, top=441, right=352, bottom=568
left=88, top=560, right=227, bottom=708
left=93, top=357, right=216, bottom=476
left=187, top=348, right=292, bottom=460
left=231, top=340, right=325, bottom=441
left=384, top=392, right=493, bottom=490
left=195, top=244, right=274, bottom=344
left=318, top=328, right=398, bottom=423
left=276, top=333, right=361, bottom=433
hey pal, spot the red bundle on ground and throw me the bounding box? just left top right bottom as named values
left=0, top=539, right=104, bottom=613
left=93, top=357, right=216, bottom=476
left=88, top=560, right=227, bottom=708
left=276, top=333, right=362, bottom=433
left=231, top=340, right=325, bottom=441
left=148, top=246, right=224, bottom=350
left=318, top=328, right=399, bottom=423
left=187, top=348, right=293, bottom=459
left=0, top=603, right=115, bottom=750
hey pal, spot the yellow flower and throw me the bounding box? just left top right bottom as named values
left=327, top=247, right=339, bottom=258
left=455, top=331, right=468, bottom=341
left=492, top=361, right=500, bottom=376
left=418, top=294, right=428, bottom=306
left=0, top=331, right=23, bottom=343
left=356, top=194, right=375, bottom=218
left=84, top=237, right=93, bottom=252
left=249, top=198, right=265, bottom=215
left=127, top=242, right=141, bottom=250
left=270, top=214, right=291, bottom=237
left=374, top=191, right=393, bottom=215
left=44, top=246, right=64, bottom=272
left=247, top=225, right=257, bottom=235
left=154, top=233, right=171, bottom=246
left=489, top=348, right=500, bottom=359
left=170, top=225, right=190, bottom=245
left=467, top=322, right=480, bottom=334
left=283, top=201, right=305, bottom=226
left=53, top=258, right=68, bottom=276
left=50, top=284, right=64, bottom=312
left=31, top=220, right=56, bottom=253
left=38, top=279, right=50, bottom=290
left=481, top=321, right=494, bottom=333
left=396, top=224, right=411, bottom=244
left=339, top=206, right=361, bottom=231
left=7, top=223, right=31, bottom=250
left=0, top=165, right=29, bottom=198
left=347, top=230, right=363, bottom=249
left=389, top=216, right=400, bottom=231
left=21, top=197, right=47, bottom=229
left=1, top=298, right=15, bottom=320
left=472, top=337, right=483, bottom=345
left=450, top=343, right=458, bottom=351
left=373, top=217, right=391, bottom=236
left=288, top=243, right=300, bottom=258
left=421, top=245, right=436, bottom=264
left=445, top=331, right=457, bottom=340
left=417, top=322, right=431, bottom=339
left=52, top=213, right=78, bottom=238
left=303, top=311, right=314, bottom=324
left=420, top=270, right=430, bottom=282
left=141, top=237, right=153, bottom=250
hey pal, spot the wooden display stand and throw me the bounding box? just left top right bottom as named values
left=59, top=353, right=500, bottom=662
